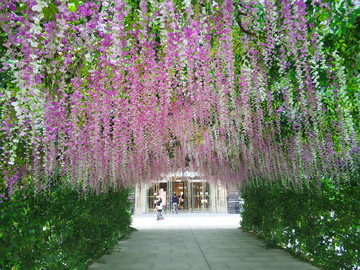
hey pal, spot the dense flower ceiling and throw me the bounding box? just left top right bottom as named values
left=0, top=0, right=359, bottom=197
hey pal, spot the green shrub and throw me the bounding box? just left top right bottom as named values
left=240, top=179, right=360, bottom=270
left=0, top=180, right=133, bottom=270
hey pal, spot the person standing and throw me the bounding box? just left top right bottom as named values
left=172, top=193, right=179, bottom=214
left=156, top=196, right=164, bottom=221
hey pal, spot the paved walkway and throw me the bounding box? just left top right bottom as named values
left=88, top=213, right=319, bottom=270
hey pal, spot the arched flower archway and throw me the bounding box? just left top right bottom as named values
left=1, top=0, right=359, bottom=198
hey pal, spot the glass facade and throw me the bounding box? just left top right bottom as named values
left=134, top=176, right=228, bottom=214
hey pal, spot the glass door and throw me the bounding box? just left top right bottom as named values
left=192, top=181, right=202, bottom=211
left=147, top=182, right=168, bottom=212
left=191, top=180, right=211, bottom=212
left=147, top=183, right=157, bottom=211
left=172, top=179, right=188, bottom=211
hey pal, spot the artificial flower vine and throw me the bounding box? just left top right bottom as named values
left=0, top=0, right=359, bottom=199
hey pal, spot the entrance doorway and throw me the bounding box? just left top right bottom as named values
left=147, top=182, right=168, bottom=212
left=170, top=178, right=211, bottom=212
left=143, top=177, right=226, bottom=214
left=172, top=179, right=187, bottom=211
left=191, top=180, right=210, bottom=212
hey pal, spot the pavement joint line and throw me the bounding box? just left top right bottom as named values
left=185, top=217, right=212, bottom=270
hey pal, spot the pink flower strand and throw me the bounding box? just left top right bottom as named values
left=0, top=0, right=358, bottom=198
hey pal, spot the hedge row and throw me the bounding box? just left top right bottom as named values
left=0, top=181, right=133, bottom=270
left=240, top=179, right=360, bottom=270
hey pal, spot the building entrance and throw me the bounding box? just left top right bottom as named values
left=146, top=182, right=168, bottom=212
left=136, top=174, right=228, bottom=214
left=169, top=178, right=212, bottom=212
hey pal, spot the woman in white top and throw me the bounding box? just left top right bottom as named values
left=156, top=197, right=164, bottom=221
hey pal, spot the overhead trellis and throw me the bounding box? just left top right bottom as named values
left=0, top=0, right=359, bottom=198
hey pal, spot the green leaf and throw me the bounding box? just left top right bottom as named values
left=341, top=20, right=347, bottom=34
left=337, top=29, right=342, bottom=37
left=16, top=5, right=26, bottom=12
left=348, top=11, right=358, bottom=24
left=43, top=7, right=50, bottom=21
left=68, top=4, right=76, bottom=12
left=346, top=0, right=355, bottom=8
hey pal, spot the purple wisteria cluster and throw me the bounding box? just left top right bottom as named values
left=0, top=0, right=358, bottom=197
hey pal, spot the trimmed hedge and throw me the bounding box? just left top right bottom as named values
left=0, top=182, right=133, bottom=270
left=240, top=179, right=360, bottom=270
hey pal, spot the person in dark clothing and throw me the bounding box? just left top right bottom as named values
left=156, top=197, right=164, bottom=221
left=172, top=193, right=179, bottom=214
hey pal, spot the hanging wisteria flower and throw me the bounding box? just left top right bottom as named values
left=0, top=0, right=359, bottom=199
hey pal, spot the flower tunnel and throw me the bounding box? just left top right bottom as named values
left=1, top=0, right=360, bottom=269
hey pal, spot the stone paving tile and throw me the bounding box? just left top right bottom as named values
left=88, top=214, right=320, bottom=270
left=169, top=249, right=200, bottom=254
left=157, top=252, right=203, bottom=258
left=173, top=269, right=209, bottom=270
left=141, top=249, right=173, bottom=254
left=189, top=262, right=211, bottom=269
left=207, top=262, right=231, bottom=269
left=203, top=249, right=246, bottom=254
left=113, top=263, right=153, bottom=269
left=240, top=256, right=279, bottom=262
left=152, top=262, right=191, bottom=268
left=205, top=252, right=252, bottom=257
left=171, top=257, right=206, bottom=263
left=98, top=254, right=137, bottom=263
left=123, top=253, right=156, bottom=260
left=141, top=257, right=172, bottom=263
left=227, top=261, right=268, bottom=268
left=206, top=256, right=243, bottom=263
left=88, top=262, right=116, bottom=269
